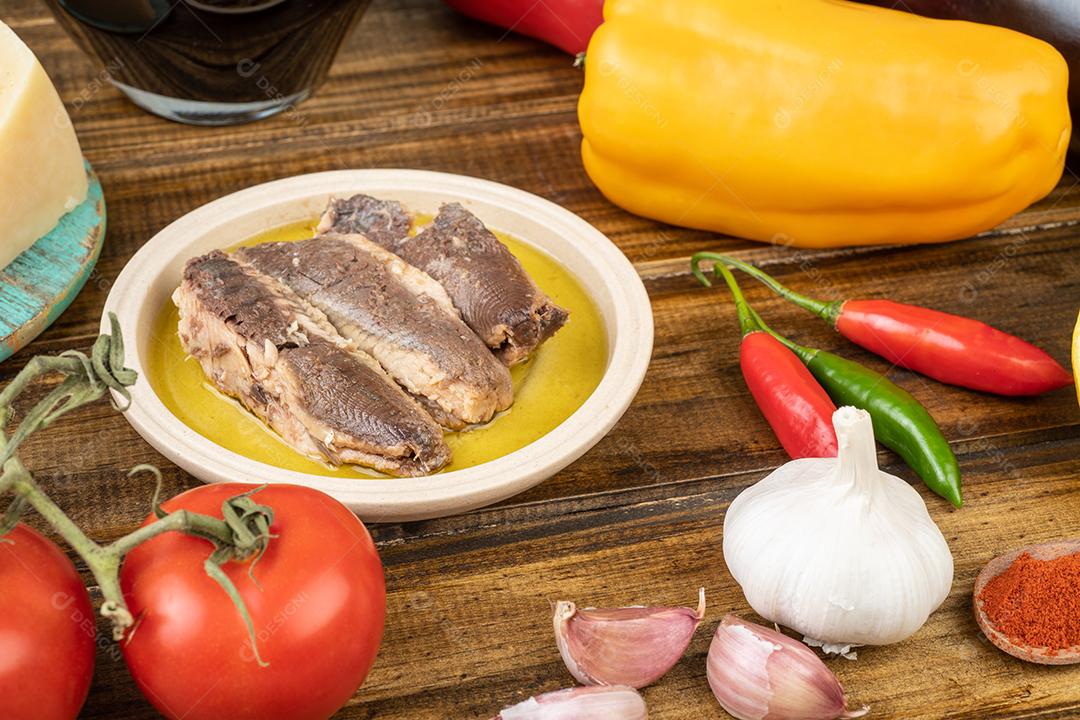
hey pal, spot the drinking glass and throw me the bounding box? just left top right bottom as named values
left=43, top=0, right=371, bottom=125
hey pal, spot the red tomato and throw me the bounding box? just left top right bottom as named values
left=0, top=523, right=95, bottom=720
left=120, top=483, right=385, bottom=720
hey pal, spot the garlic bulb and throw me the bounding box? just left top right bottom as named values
left=707, top=614, right=868, bottom=720
left=553, top=589, right=705, bottom=688
left=493, top=686, right=647, bottom=719
left=723, top=406, right=953, bottom=649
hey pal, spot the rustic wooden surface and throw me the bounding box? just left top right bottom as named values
left=2, top=1, right=1079, bottom=718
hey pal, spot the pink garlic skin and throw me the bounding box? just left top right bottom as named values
left=493, top=685, right=648, bottom=719
left=707, top=615, right=869, bottom=720
left=554, top=589, right=706, bottom=688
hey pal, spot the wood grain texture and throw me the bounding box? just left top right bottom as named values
left=0, top=0, right=1078, bottom=718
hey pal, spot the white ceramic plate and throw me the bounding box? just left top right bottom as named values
left=103, top=170, right=652, bottom=522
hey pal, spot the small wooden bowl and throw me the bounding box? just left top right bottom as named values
left=973, top=539, right=1080, bottom=665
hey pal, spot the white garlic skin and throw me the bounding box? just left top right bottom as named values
left=554, top=589, right=705, bottom=688
left=723, top=407, right=954, bottom=648
left=494, top=686, right=647, bottom=719
left=707, top=614, right=868, bottom=720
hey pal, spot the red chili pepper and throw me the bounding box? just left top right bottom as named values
left=441, top=0, right=603, bottom=54
left=708, top=262, right=838, bottom=459
left=694, top=253, right=1072, bottom=397
left=740, top=332, right=839, bottom=458
left=835, top=300, right=1071, bottom=396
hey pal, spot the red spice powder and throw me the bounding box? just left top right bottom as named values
left=978, top=551, right=1080, bottom=654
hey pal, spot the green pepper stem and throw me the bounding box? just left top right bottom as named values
left=710, top=263, right=761, bottom=337
left=745, top=306, right=819, bottom=366
left=689, top=252, right=717, bottom=289
left=691, top=252, right=842, bottom=325
left=703, top=259, right=820, bottom=364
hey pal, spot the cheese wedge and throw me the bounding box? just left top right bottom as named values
left=0, top=20, right=88, bottom=271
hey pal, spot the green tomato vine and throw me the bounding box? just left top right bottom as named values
left=0, top=315, right=272, bottom=663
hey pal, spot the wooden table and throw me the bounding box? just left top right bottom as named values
left=4, top=1, right=1079, bottom=717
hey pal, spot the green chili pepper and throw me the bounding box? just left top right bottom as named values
left=744, top=304, right=962, bottom=507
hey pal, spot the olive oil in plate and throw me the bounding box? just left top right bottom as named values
left=146, top=219, right=607, bottom=478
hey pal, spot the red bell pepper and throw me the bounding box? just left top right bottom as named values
left=442, top=0, right=603, bottom=55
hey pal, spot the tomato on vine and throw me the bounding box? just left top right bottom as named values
left=120, top=483, right=386, bottom=720
left=0, top=320, right=385, bottom=720
left=0, top=523, right=95, bottom=720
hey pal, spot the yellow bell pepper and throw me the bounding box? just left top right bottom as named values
left=578, top=0, right=1071, bottom=248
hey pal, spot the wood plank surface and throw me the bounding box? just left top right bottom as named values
left=1, top=1, right=1078, bottom=718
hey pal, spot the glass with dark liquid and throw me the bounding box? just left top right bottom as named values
left=43, top=0, right=371, bottom=125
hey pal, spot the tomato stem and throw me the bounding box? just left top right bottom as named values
left=112, top=508, right=226, bottom=555
left=0, top=495, right=27, bottom=536
left=0, top=317, right=275, bottom=655
left=3, top=456, right=134, bottom=635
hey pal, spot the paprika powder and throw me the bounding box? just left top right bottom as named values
left=978, top=551, right=1080, bottom=653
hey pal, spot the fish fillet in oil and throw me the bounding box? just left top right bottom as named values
left=319, top=195, right=569, bottom=365
left=173, top=250, right=450, bottom=476
left=236, top=234, right=513, bottom=428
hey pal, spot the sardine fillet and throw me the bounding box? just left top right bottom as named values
left=318, top=194, right=412, bottom=246
left=235, top=234, right=513, bottom=428
left=174, top=251, right=450, bottom=476
left=319, top=195, right=569, bottom=365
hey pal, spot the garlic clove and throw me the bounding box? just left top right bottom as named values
left=707, top=614, right=868, bottom=720
left=493, top=685, right=648, bottom=719
left=553, top=588, right=706, bottom=688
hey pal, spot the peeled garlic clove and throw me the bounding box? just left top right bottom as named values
left=707, top=614, right=868, bottom=720
left=553, top=588, right=705, bottom=688
left=493, top=685, right=647, bottom=719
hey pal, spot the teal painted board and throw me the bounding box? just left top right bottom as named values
left=0, top=160, right=105, bottom=362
